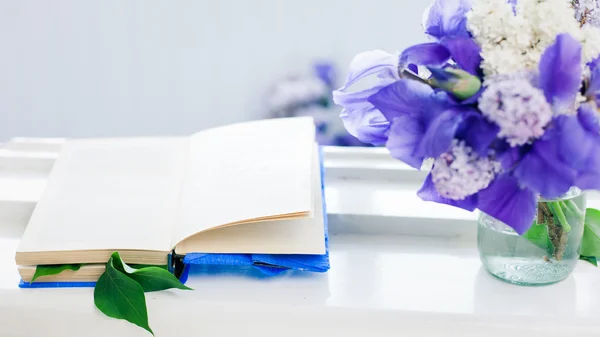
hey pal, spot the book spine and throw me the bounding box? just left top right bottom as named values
left=168, top=251, right=187, bottom=280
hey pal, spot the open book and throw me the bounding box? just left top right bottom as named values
left=16, top=117, right=327, bottom=283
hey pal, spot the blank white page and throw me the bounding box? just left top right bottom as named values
left=17, top=137, right=188, bottom=254
left=172, top=117, right=316, bottom=245
left=174, top=144, right=325, bottom=255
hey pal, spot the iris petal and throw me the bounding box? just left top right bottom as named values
left=385, top=115, right=426, bottom=169
left=441, top=37, right=483, bottom=75
left=370, top=80, right=466, bottom=164
left=455, top=110, right=499, bottom=156
left=335, top=50, right=399, bottom=92
left=367, top=79, right=442, bottom=121
left=513, top=126, right=577, bottom=199
left=477, top=175, right=537, bottom=235
left=496, top=145, right=522, bottom=170
left=568, top=104, right=600, bottom=190
left=339, top=107, right=390, bottom=145
left=417, top=174, right=478, bottom=211
left=333, top=50, right=400, bottom=145
left=415, top=108, right=464, bottom=158
left=399, top=43, right=451, bottom=70
left=408, top=64, right=419, bottom=74
left=578, top=102, right=600, bottom=133
left=556, top=111, right=596, bottom=170
left=538, top=34, right=583, bottom=114
left=422, top=0, right=472, bottom=40
left=515, top=106, right=600, bottom=197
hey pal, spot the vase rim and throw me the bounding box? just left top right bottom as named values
left=539, top=186, right=583, bottom=202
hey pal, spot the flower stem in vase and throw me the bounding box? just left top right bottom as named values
left=543, top=202, right=572, bottom=261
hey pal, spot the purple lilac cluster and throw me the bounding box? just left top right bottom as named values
left=333, top=0, right=600, bottom=234
left=432, top=140, right=501, bottom=200
left=478, top=78, right=553, bottom=147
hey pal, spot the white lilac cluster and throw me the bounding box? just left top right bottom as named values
left=431, top=141, right=502, bottom=200
left=467, top=0, right=600, bottom=76
left=479, top=78, right=554, bottom=146
left=581, top=25, right=600, bottom=64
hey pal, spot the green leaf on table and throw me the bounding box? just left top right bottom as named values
left=580, top=255, right=598, bottom=266
left=110, top=252, right=192, bottom=292
left=130, top=264, right=168, bottom=270
left=581, top=208, right=600, bottom=260
left=523, top=222, right=551, bottom=251
left=31, top=264, right=83, bottom=283
left=125, top=267, right=193, bottom=292
left=94, top=256, right=154, bottom=336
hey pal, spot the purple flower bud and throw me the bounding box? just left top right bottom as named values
left=479, top=78, right=553, bottom=147
left=431, top=140, right=502, bottom=200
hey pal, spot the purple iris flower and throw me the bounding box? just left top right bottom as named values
left=560, top=103, right=600, bottom=191
left=332, top=50, right=400, bottom=145
left=334, top=14, right=599, bottom=235
left=367, top=76, right=497, bottom=167
left=514, top=34, right=583, bottom=198
left=490, top=109, right=600, bottom=235
left=422, top=0, right=472, bottom=40
left=414, top=0, right=482, bottom=76
left=333, top=2, right=485, bottom=143
left=367, top=79, right=456, bottom=169
left=537, top=34, right=583, bottom=115
left=420, top=33, right=597, bottom=234
left=482, top=33, right=600, bottom=234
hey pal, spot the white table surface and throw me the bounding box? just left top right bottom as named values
left=0, top=142, right=598, bottom=337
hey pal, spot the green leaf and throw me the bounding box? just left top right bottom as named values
left=130, top=264, right=168, bottom=270
left=31, top=264, right=83, bottom=283
left=523, top=222, right=551, bottom=251
left=580, top=255, right=598, bottom=267
left=581, top=208, right=600, bottom=258
left=94, top=256, right=153, bottom=336
left=110, top=252, right=192, bottom=292
left=126, top=267, right=192, bottom=292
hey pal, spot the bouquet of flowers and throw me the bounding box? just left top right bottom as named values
left=265, top=62, right=369, bottom=147
left=333, top=0, right=600, bottom=241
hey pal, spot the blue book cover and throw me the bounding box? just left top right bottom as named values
left=19, top=147, right=329, bottom=288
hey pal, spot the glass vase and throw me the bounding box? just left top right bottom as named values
left=477, top=187, right=586, bottom=286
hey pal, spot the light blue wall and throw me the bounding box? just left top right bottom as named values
left=0, top=0, right=430, bottom=140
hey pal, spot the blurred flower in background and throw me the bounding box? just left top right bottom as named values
left=265, top=62, right=371, bottom=147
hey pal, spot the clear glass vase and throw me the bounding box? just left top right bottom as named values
left=477, top=188, right=586, bottom=286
